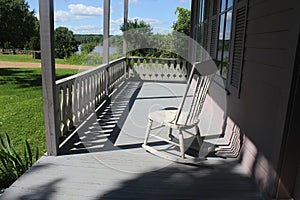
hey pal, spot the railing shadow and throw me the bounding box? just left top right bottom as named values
left=58, top=80, right=144, bottom=155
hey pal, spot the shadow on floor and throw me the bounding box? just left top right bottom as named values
left=58, top=81, right=144, bottom=155
left=97, top=159, right=264, bottom=200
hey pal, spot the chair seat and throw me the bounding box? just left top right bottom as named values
left=148, top=109, right=196, bottom=129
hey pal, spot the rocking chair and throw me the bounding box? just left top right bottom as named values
left=142, top=59, right=217, bottom=164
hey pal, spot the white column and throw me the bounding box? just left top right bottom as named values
left=39, top=0, right=59, bottom=156
left=123, top=0, right=128, bottom=57
left=103, top=0, right=110, bottom=64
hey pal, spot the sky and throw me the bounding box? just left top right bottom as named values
left=27, top=0, right=191, bottom=35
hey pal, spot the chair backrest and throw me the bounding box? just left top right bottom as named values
left=174, top=59, right=217, bottom=126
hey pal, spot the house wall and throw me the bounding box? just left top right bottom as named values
left=294, top=160, right=300, bottom=199
left=225, top=0, right=299, bottom=198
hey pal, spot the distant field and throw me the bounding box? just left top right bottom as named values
left=0, top=54, right=41, bottom=63
left=0, top=54, right=82, bottom=65
left=0, top=53, right=121, bottom=66
left=0, top=68, right=78, bottom=156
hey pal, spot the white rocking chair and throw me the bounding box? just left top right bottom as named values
left=142, top=59, right=217, bottom=164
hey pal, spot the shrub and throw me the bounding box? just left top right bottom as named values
left=0, top=133, right=39, bottom=188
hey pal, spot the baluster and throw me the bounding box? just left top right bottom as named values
left=91, top=74, right=96, bottom=109
left=162, top=61, right=169, bottom=81
left=176, top=60, right=182, bottom=80
left=66, top=84, right=73, bottom=130
left=88, top=76, right=92, bottom=113
left=132, top=59, right=138, bottom=79
left=101, top=71, right=105, bottom=101
left=72, top=81, right=78, bottom=126
left=170, top=61, right=176, bottom=80
left=153, top=59, right=159, bottom=80
left=58, top=86, right=63, bottom=137
left=84, top=77, right=89, bottom=116
left=79, top=78, right=84, bottom=122
left=61, top=85, right=68, bottom=135
left=71, top=82, right=75, bottom=126
left=142, top=58, right=148, bottom=80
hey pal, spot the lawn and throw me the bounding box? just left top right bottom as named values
left=0, top=53, right=121, bottom=66
left=0, top=54, right=41, bottom=63
left=0, top=54, right=83, bottom=65
left=0, top=67, right=78, bottom=156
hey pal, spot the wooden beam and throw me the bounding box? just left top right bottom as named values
left=39, top=0, right=59, bottom=156
left=103, top=0, right=110, bottom=64
left=123, top=0, right=128, bottom=57
left=103, top=0, right=110, bottom=95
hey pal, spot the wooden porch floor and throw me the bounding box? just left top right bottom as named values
left=1, top=81, right=264, bottom=200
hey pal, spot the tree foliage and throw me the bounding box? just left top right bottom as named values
left=172, top=7, right=191, bottom=36
left=75, top=34, right=103, bottom=45
left=118, top=7, right=191, bottom=58
left=81, top=42, right=97, bottom=54
left=0, top=0, right=39, bottom=49
left=121, top=19, right=153, bottom=57
left=171, top=7, right=191, bottom=59
left=54, top=27, right=78, bottom=59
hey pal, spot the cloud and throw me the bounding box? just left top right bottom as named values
left=129, top=0, right=140, bottom=4
left=69, top=4, right=103, bottom=16
left=67, top=25, right=102, bottom=34
left=55, top=4, right=103, bottom=23
left=111, top=17, right=163, bottom=26
left=179, top=0, right=188, bottom=3
left=110, top=28, right=123, bottom=35
left=111, top=18, right=124, bottom=26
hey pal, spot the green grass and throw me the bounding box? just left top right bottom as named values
left=0, top=54, right=83, bottom=65
left=0, top=67, right=78, bottom=156
left=0, top=54, right=41, bottom=63
left=0, top=53, right=121, bottom=66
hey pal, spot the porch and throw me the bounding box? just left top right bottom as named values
left=1, top=60, right=263, bottom=198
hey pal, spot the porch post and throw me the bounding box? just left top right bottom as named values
left=123, top=0, right=128, bottom=77
left=39, top=0, right=59, bottom=156
left=103, top=0, right=110, bottom=95
left=123, top=0, right=128, bottom=57
left=103, top=0, right=110, bottom=64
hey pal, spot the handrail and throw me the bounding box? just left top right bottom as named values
left=55, top=57, right=126, bottom=138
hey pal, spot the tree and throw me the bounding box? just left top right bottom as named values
left=54, top=27, right=78, bottom=58
left=172, top=7, right=191, bottom=59
left=120, top=19, right=153, bottom=57
left=81, top=42, right=97, bottom=54
left=172, top=7, right=191, bottom=35
left=0, top=0, right=39, bottom=49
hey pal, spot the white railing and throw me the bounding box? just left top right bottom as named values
left=55, top=57, right=188, bottom=141
left=55, top=57, right=126, bottom=138
left=127, top=57, right=188, bottom=82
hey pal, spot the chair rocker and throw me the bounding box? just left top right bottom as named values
left=142, top=59, right=217, bottom=164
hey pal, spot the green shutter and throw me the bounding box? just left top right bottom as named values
left=227, top=0, right=248, bottom=97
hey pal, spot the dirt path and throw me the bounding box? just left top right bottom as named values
left=0, top=61, right=94, bottom=70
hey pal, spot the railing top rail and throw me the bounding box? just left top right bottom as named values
left=56, top=57, right=126, bottom=86
left=127, top=57, right=186, bottom=62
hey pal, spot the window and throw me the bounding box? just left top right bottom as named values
left=193, top=0, right=249, bottom=96
left=197, top=0, right=210, bottom=50
left=196, top=0, right=233, bottom=80
left=216, top=0, right=233, bottom=79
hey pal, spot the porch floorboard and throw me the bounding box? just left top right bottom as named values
left=1, top=81, right=264, bottom=200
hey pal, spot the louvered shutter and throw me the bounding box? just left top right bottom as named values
left=209, top=15, right=218, bottom=59
left=227, top=0, right=248, bottom=97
